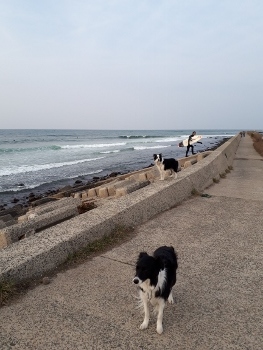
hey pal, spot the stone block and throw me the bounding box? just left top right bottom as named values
left=0, top=204, right=79, bottom=247
left=3, top=219, right=16, bottom=227
left=0, top=232, right=8, bottom=249
left=0, top=214, right=13, bottom=222
left=126, top=180, right=150, bottom=194
left=51, top=193, right=65, bottom=199
left=197, top=154, right=204, bottom=161
left=98, top=187, right=109, bottom=198
left=184, top=161, right=192, bottom=169
left=138, top=173, right=147, bottom=181
left=82, top=191, right=88, bottom=200
left=128, top=174, right=137, bottom=181
left=18, top=215, right=28, bottom=223
left=32, top=197, right=81, bottom=215
left=115, top=188, right=127, bottom=197
left=88, top=188, right=97, bottom=198
left=107, top=186, right=116, bottom=197
left=145, top=171, right=155, bottom=181
left=0, top=221, right=6, bottom=229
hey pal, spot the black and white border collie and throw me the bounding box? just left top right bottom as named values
left=153, top=154, right=179, bottom=180
left=133, top=246, right=178, bottom=334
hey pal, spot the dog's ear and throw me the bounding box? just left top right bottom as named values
left=138, top=252, right=148, bottom=259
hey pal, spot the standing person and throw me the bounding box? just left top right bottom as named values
left=186, top=131, right=196, bottom=157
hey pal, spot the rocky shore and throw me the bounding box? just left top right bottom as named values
left=0, top=137, right=230, bottom=215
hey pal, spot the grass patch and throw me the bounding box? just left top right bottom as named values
left=0, top=281, right=16, bottom=306
left=191, top=188, right=200, bottom=196
left=228, top=165, right=233, bottom=170
left=65, top=225, right=135, bottom=267
left=225, top=168, right=231, bottom=173
left=220, top=172, right=226, bottom=178
left=0, top=225, right=135, bottom=308
left=213, top=178, right=220, bottom=183
left=77, top=201, right=97, bottom=214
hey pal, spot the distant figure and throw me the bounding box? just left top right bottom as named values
left=186, top=131, right=197, bottom=157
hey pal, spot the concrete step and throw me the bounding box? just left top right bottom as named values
left=0, top=202, right=81, bottom=249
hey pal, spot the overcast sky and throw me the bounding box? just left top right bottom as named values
left=0, top=1, right=262, bottom=130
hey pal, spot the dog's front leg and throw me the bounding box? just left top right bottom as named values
left=157, top=169, right=163, bottom=181
left=140, top=291, right=150, bottom=330
left=168, top=291, right=174, bottom=304
left=156, top=299, right=165, bottom=334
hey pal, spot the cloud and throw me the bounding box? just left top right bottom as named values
left=0, top=1, right=263, bottom=129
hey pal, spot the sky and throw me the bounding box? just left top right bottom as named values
left=0, top=0, right=262, bottom=130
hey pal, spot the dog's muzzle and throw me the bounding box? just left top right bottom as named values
left=133, top=277, right=139, bottom=284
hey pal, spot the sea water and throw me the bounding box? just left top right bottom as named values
left=0, top=129, right=239, bottom=207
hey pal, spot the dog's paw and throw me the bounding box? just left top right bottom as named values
left=156, top=324, right=163, bottom=334
left=140, top=321, right=149, bottom=330
left=168, top=294, right=174, bottom=304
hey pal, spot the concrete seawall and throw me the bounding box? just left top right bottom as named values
left=0, top=134, right=241, bottom=283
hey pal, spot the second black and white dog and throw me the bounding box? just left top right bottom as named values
left=133, top=246, right=178, bottom=334
left=153, top=153, right=179, bottom=180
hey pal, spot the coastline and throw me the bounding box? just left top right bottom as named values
left=0, top=137, right=230, bottom=212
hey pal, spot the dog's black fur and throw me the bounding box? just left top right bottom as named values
left=153, top=153, right=179, bottom=180
left=133, top=246, right=178, bottom=334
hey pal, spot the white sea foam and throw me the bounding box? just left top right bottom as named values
left=0, top=169, right=104, bottom=192
left=61, top=142, right=126, bottom=149
left=134, top=145, right=170, bottom=150
left=155, top=137, right=182, bottom=142
left=0, top=157, right=104, bottom=176
left=100, top=150, right=120, bottom=154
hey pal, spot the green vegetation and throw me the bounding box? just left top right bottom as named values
left=191, top=188, right=200, bottom=196
left=65, top=225, right=135, bottom=266
left=0, top=280, right=16, bottom=306
left=0, top=225, right=135, bottom=307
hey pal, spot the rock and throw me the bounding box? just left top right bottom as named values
left=74, top=180, right=83, bottom=184
left=42, top=277, right=51, bottom=285
left=11, top=198, right=20, bottom=203
left=59, top=185, right=72, bottom=192
left=109, top=172, right=120, bottom=177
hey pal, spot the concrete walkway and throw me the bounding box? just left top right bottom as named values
left=1, top=135, right=262, bottom=350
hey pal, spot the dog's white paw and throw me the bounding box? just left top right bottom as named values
left=168, top=294, right=174, bottom=304
left=140, top=321, right=149, bottom=330
left=156, top=324, right=163, bottom=334
left=140, top=321, right=149, bottom=329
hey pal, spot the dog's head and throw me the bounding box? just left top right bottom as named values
left=153, top=153, right=162, bottom=164
left=133, top=252, right=160, bottom=287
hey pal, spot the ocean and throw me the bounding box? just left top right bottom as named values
left=0, top=129, right=239, bottom=208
